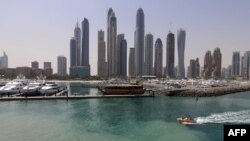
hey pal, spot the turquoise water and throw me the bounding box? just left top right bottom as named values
left=1, top=84, right=250, bottom=141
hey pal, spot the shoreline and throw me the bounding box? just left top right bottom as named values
left=165, top=85, right=250, bottom=97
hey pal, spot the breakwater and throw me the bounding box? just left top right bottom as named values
left=167, top=85, right=250, bottom=97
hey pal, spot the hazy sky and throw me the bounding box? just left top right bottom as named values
left=1, top=0, right=250, bottom=75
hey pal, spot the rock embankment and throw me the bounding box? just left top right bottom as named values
left=167, top=85, right=250, bottom=97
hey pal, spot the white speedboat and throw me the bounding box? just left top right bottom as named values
left=0, top=82, right=24, bottom=96
left=23, top=82, right=44, bottom=96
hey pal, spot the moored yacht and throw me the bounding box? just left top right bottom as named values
left=23, top=82, right=44, bottom=96
left=0, top=81, right=24, bottom=96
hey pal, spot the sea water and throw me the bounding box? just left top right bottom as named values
left=0, top=83, right=250, bottom=141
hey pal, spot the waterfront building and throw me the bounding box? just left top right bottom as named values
left=129, top=48, right=135, bottom=77
left=0, top=51, right=8, bottom=69
left=81, top=18, right=89, bottom=67
left=204, top=50, right=213, bottom=78
left=74, top=21, right=81, bottom=66
left=135, top=8, right=145, bottom=76
left=241, top=56, right=244, bottom=76
left=144, top=33, right=153, bottom=75
left=43, top=62, right=53, bottom=76
left=44, top=62, right=51, bottom=69
left=243, top=51, right=250, bottom=79
left=212, top=47, right=222, bottom=78
left=97, top=30, right=107, bottom=77
left=31, top=61, right=39, bottom=69
left=107, top=8, right=117, bottom=77
left=57, top=56, right=67, bottom=76
left=70, top=37, right=77, bottom=67
left=0, top=67, right=45, bottom=79
left=177, top=29, right=186, bottom=78
left=69, top=66, right=90, bottom=77
left=166, top=32, right=175, bottom=78
left=154, top=38, right=163, bottom=78
left=232, top=51, right=240, bottom=76
left=117, top=34, right=127, bottom=77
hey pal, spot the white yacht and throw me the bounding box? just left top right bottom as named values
left=0, top=81, right=24, bottom=95
left=23, top=82, right=44, bottom=96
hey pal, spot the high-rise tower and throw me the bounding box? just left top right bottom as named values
left=70, top=37, right=77, bottom=67
left=177, top=29, right=186, bottom=78
left=212, top=47, right=222, bottom=78
left=166, top=32, right=175, bottom=78
left=204, top=50, right=213, bottom=78
left=144, top=33, right=153, bottom=75
left=57, top=56, right=67, bottom=76
left=232, top=51, right=240, bottom=76
left=107, top=8, right=117, bottom=77
left=74, top=21, right=81, bottom=66
left=97, top=30, right=107, bottom=77
left=135, top=8, right=145, bottom=76
left=81, top=18, right=89, bottom=67
left=154, top=38, right=163, bottom=78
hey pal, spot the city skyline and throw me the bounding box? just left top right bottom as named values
left=1, top=0, right=250, bottom=75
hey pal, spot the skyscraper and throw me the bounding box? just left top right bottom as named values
left=232, top=51, right=240, bottom=76
left=129, top=48, right=135, bottom=77
left=195, top=58, right=200, bottom=78
left=57, top=56, right=67, bottom=76
left=0, top=51, right=8, bottom=69
left=189, top=58, right=200, bottom=78
left=241, top=56, right=244, bottom=76
left=97, top=30, right=107, bottom=77
left=81, top=18, right=89, bottom=67
left=212, top=47, right=222, bottom=78
left=31, top=61, right=39, bottom=69
left=204, top=50, right=213, bottom=78
left=243, top=51, right=250, bottom=79
left=115, top=34, right=124, bottom=76
left=107, top=8, right=117, bottom=77
left=144, top=33, right=153, bottom=75
left=117, top=34, right=127, bottom=78
left=135, top=8, right=145, bottom=76
left=166, top=32, right=175, bottom=78
left=177, top=29, right=186, bottom=78
left=74, top=21, right=81, bottom=66
left=70, top=37, right=77, bottom=67
left=154, top=38, right=163, bottom=78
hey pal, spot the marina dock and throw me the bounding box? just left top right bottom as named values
left=0, top=94, right=154, bottom=101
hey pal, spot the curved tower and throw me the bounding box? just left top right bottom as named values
left=135, top=8, right=145, bottom=76
left=177, top=29, right=186, bottom=78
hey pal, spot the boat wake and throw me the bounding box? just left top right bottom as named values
left=195, top=110, right=250, bottom=124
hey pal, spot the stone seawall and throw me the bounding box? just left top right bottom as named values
left=167, top=85, right=250, bottom=97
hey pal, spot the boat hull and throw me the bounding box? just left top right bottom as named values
left=102, top=84, right=144, bottom=95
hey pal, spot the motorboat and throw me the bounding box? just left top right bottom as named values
left=177, top=116, right=196, bottom=124
left=0, top=81, right=24, bottom=96
left=23, top=82, right=44, bottom=96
